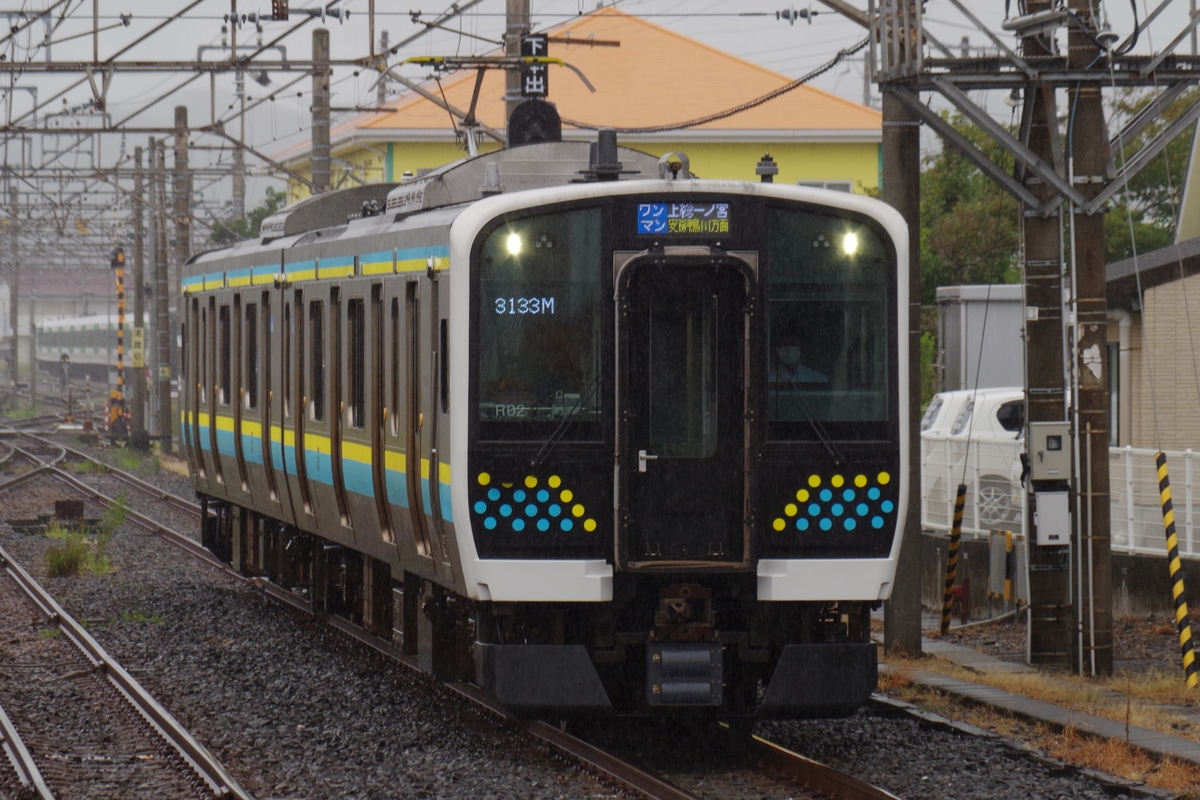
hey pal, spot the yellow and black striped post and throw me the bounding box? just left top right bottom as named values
left=1156, top=451, right=1198, bottom=688
left=941, top=482, right=968, bottom=635
left=112, top=247, right=126, bottom=403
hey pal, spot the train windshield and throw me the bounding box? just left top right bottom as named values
left=765, top=205, right=892, bottom=436
left=474, top=207, right=603, bottom=437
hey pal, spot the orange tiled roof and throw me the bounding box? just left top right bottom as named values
left=338, top=7, right=879, bottom=140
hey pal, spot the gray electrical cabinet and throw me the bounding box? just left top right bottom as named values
left=1029, top=421, right=1072, bottom=481
left=936, top=284, right=1025, bottom=392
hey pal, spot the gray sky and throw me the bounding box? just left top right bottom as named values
left=3, top=1, right=1194, bottom=214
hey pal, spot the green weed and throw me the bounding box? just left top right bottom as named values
left=44, top=530, right=91, bottom=577
left=120, top=607, right=164, bottom=624
left=69, top=459, right=109, bottom=475
left=43, top=494, right=128, bottom=577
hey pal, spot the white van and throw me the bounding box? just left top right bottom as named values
left=921, top=387, right=1025, bottom=533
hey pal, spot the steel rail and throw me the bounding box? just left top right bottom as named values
left=0, top=700, right=53, bottom=800
left=251, top=571, right=706, bottom=799
left=12, top=435, right=892, bottom=800
left=752, top=734, right=903, bottom=800
left=0, top=433, right=67, bottom=494
left=524, top=718, right=704, bottom=800
left=17, top=432, right=205, bottom=522
left=41, top=465, right=219, bottom=563
left=0, top=543, right=250, bottom=799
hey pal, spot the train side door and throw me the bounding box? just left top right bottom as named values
left=615, top=252, right=755, bottom=569
left=257, top=290, right=284, bottom=514
left=183, top=295, right=210, bottom=494
left=279, top=289, right=315, bottom=527
left=204, top=296, right=226, bottom=489
left=368, top=284, right=397, bottom=548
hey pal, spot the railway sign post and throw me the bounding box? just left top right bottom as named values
left=520, top=34, right=549, bottom=98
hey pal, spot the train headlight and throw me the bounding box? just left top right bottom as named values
left=506, top=232, right=523, bottom=256
left=841, top=232, right=859, bottom=256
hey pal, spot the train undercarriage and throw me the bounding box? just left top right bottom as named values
left=201, top=499, right=879, bottom=720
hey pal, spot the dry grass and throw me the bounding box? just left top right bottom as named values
left=1037, top=725, right=1200, bottom=796
left=880, top=650, right=1200, bottom=796
left=885, top=650, right=1200, bottom=738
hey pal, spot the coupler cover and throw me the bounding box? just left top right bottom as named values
left=647, top=642, right=723, bottom=706
left=475, top=643, right=612, bottom=717
left=758, top=643, right=877, bottom=717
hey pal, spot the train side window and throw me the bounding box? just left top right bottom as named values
left=390, top=297, right=400, bottom=439
left=310, top=300, right=325, bottom=422
left=440, top=319, right=449, bottom=414
left=283, top=302, right=292, bottom=419
left=348, top=298, right=365, bottom=428
left=180, top=321, right=187, bottom=384
left=245, top=302, right=258, bottom=410
left=218, top=304, right=232, bottom=406
left=200, top=304, right=208, bottom=405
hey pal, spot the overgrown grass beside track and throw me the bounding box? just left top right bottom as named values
left=879, top=648, right=1200, bottom=796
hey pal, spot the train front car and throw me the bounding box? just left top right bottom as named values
left=451, top=179, right=909, bottom=719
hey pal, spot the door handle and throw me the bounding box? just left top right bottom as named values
left=638, top=449, right=658, bottom=473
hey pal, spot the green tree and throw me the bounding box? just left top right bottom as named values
left=1104, top=87, right=1196, bottom=261
left=918, top=111, right=1022, bottom=306
left=209, top=186, right=288, bottom=244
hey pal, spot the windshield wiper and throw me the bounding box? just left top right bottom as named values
left=530, top=374, right=600, bottom=468
left=772, top=381, right=846, bottom=469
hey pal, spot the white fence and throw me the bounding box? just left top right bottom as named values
left=921, top=435, right=1023, bottom=535
left=921, top=441, right=1200, bottom=560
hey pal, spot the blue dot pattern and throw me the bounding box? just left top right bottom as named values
left=471, top=473, right=596, bottom=535
left=770, top=472, right=898, bottom=535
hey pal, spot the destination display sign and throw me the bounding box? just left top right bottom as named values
left=636, top=202, right=731, bottom=236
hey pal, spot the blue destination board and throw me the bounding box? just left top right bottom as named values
left=637, top=202, right=731, bottom=236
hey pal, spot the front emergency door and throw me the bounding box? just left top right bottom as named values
left=619, top=258, right=750, bottom=568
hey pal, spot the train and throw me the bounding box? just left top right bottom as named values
left=180, top=105, right=909, bottom=720
left=36, top=312, right=152, bottom=386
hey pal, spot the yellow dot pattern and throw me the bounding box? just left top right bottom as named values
left=771, top=472, right=897, bottom=535
left=471, top=472, right=598, bottom=535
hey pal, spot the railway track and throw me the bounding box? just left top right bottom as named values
left=0, top=542, right=248, bottom=799
left=0, top=427, right=903, bottom=799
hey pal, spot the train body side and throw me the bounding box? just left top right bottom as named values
left=182, top=204, right=467, bottom=593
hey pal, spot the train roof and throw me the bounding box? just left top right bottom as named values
left=186, top=132, right=669, bottom=272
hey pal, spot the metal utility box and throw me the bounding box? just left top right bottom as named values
left=1029, top=421, right=1072, bottom=481
left=936, top=284, right=1025, bottom=392
left=1034, top=491, right=1070, bottom=546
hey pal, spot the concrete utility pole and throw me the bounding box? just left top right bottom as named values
left=132, top=145, right=147, bottom=447
left=1065, top=0, right=1113, bottom=676
left=27, top=293, right=35, bottom=407
left=1021, top=1, right=1072, bottom=666
left=7, top=186, right=17, bottom=394
left=155, top=138, right=173, bottom=455
left=377, top=30, right=390, bottom=106
left=173, top=106, right=191, bottom=306
left=312, top=28, right=331, bottom=194
left=880, top=88, right=923, bottom=658
left=504, top=0, right=531, bottom=124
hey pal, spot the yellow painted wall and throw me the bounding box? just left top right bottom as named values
left=623, top=141, right=880, bottom=189
left=288, top=139, right=880, bottom=202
